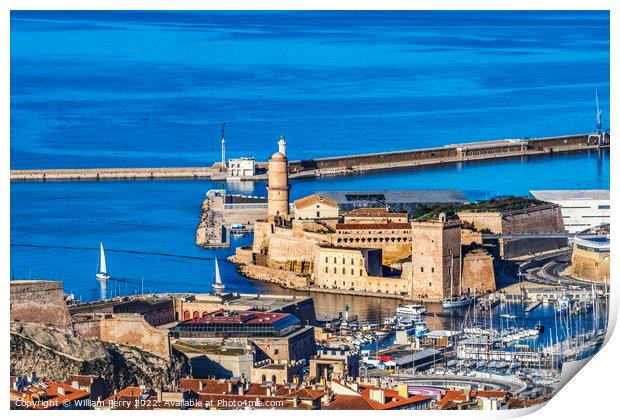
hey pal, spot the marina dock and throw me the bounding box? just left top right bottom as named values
left=525, top=301, right=542, bottom=313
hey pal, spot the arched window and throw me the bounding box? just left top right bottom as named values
left=272, top=375, right=277, bottom=383
left=262, top=374, right=267, bottom=383
left=193, top=311, right=200, bottom=320
left=183, top=311, right=191, bottom=321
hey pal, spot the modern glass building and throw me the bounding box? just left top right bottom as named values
left=170, top=309, right=301, bottom=339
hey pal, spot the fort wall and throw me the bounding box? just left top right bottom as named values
left=10, top=280, right=73, bottom=330
left=570, top=247, right=610, bottom=282
left=99, top=314, right=171, bottom=359
left=458, top=205, right=567, bottom=259
left=461, top=250, right=496, bottom=293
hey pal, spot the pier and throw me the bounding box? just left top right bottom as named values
left=10, top=132, right=609, bottom=181
left=10, top=166, right=216, bottom=181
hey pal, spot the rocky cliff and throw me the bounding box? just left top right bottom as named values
left=10, top=322, right=191, bottom=390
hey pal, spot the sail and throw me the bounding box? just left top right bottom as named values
left=99, top=242, right=107, bottom=274
left=214, top=257, right=222, bottom=285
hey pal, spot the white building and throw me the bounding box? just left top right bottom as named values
left=293, top=193, right=339, bottom=220
left=227, top=157, right=256, bottom=178
left=530, top=190, right=610, bottom=233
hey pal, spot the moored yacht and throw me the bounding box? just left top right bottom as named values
left=442, top=295, right=473, bottom=309
left=396, top=303, right=426, bottom=316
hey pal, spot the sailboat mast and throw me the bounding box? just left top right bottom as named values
left=99, top=242, right=107, bottom=274
left=450, top=252, right=454, bottom=299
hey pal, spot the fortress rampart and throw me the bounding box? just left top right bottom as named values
left=10, top=280, right=73, bottom=330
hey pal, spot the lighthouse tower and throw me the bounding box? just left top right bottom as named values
left=267, top=141, right=289, bottom=220
left=278, top=134, right=287, bottom=156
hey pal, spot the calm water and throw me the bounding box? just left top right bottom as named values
left=10, top=11, right=610, bottom=329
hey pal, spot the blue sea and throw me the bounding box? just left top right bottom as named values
left=10, top=11, right=610, bottom=325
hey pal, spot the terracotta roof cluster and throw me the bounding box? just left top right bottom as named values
left=325, top=382, right=431, bottom=410
left=294, top=194, right=338, bottom=209
left=346, top=208, right=407, bottom=218
left=506, top=396, right=547, bottom=409
left=336, top=223, right=412, bottom=230
left=471, top=389, right=508, bottom=400
left=10, top=378, right=90, bottom=410
left=435, top=389, right=470, bottom=410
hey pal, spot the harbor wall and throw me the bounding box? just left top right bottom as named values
left=11, top=167, right=215, bottom=181
left=11, top=133, right=608, bottom=181
left=287, top=133, right=608, bottom=176
left=10, top=280, right=73, bottom=330
left=235, top=262, right=310, bottom=289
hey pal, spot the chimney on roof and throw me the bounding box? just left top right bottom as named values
left=72, top=380, right=80, bottom=389
left=57, top=386, right=66, bottom=396
left=227, top=381, right=233, bottom=394
left=369, top=389, right=385, bottom=404
left=293, top=397, right=299, bottom=408
left=198, top=381, right=203, bottom=391
left=238, top=385, right=244, bottom=396
left=397, top=383, right=409, bottom=399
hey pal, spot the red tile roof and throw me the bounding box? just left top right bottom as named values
left=346, top=208, right=407, bottom=218
left=325, top=394, right=374, bottom=410
left=336, top=223, right=411, bottom=230
left=436, top=389, right=469, bottom=409
left=11, top=380, right=90, bottom=410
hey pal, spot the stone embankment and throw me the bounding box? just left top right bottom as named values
left=228, top=255, right=309, bottom=289
left=11, top=166, right=217, bottom=181
left=195, top=196, right=227, bottom=248
left=10, top=322, right=191, bottom=390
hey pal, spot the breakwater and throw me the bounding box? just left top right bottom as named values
left=10, top=133, right=609, bottom=181
left=288, top=133, right=609, bottom=178
left=10, top=166, right=217, bottom=181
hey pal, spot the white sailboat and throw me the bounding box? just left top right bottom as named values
left=96, top=242, right=110, bottom=280
left=211, top=258, right=225, bottom=295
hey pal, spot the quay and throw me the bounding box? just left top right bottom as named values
left=10, top=166, right=216, bottom=181
left=287, top=133, right=609, bottom=179
left=10, top=132, right=609, bottom=181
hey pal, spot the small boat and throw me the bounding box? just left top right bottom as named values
left=396, top=304, right=426, bottom=317
left=442, top=296, right=473, bottom=309
left=500, top=314, right=517, bottom=320
left=95, top=242, right=110, bottom=280
left=535, top=321, right=545, bottom=333
left=211, top=258, right=225, bottom=295
left=230, top=223, right=247, bottom=237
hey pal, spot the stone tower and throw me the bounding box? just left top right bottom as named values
left=267, top=146, right=289, bottom=219
left=410, top=216, right=462, bottom=300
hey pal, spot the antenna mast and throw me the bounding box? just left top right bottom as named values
left=221, top=121, right=226, bottom=171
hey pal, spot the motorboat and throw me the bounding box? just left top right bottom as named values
left=396, top=304, right=426, bottom=317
